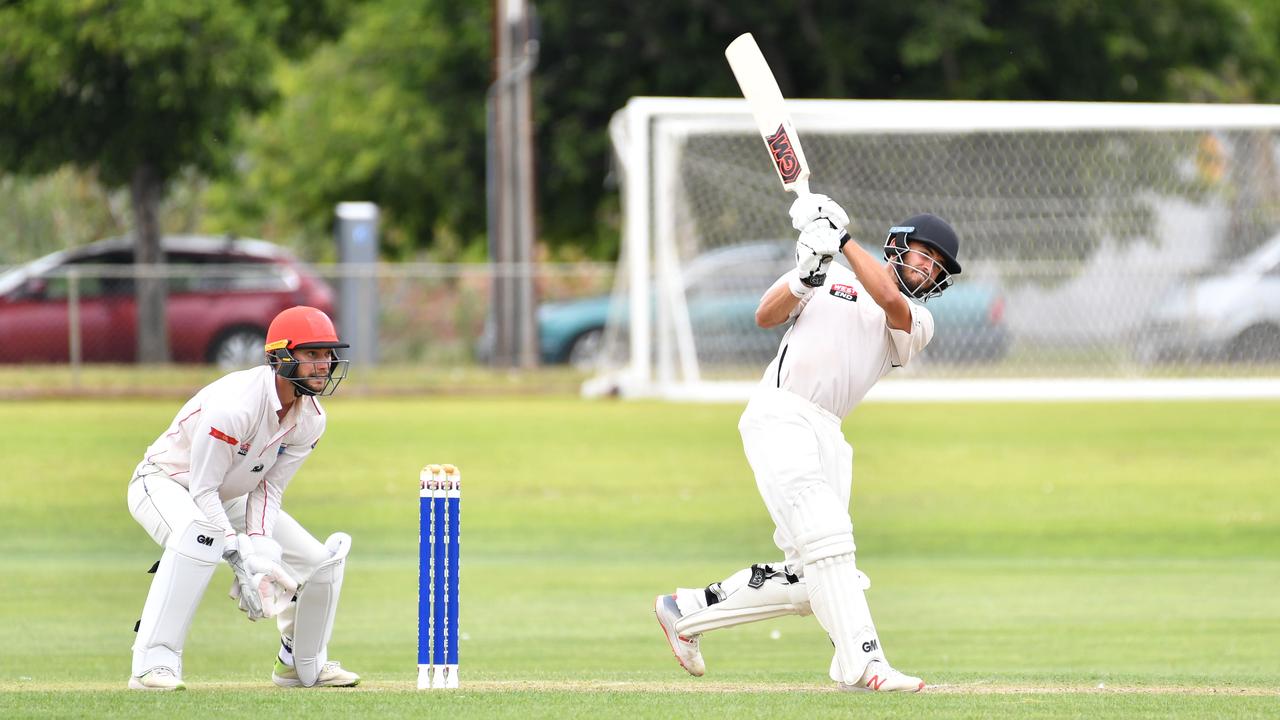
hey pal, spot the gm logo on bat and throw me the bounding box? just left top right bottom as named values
left=766, top=124, right=802, bottom=183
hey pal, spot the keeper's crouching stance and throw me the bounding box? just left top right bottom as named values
left=126, top=306, right=360, bottom=690
left=655, top=195, right=963, bottom=693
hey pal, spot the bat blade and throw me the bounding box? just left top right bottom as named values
left=725, top=33, right=810, bottom=195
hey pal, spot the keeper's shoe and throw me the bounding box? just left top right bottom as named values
left=654, top=594, right=706, bottom=677
left=838, top=659, right=925, bottom=693
left=272, top=657, right=361, bottom=688
left=128, top=666, right=185, bottom=691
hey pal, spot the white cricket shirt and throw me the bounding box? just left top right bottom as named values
left=141, top=365, right=326, bottom=541
left=758, top=263, right=934, bottom=420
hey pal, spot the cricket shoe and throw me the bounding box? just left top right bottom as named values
left=128, top=666, right=185, bottom=691
left=654, top=594, right=706, bottom=677
left=838, top=660, right=925, bottom=693
left=272, top=657, right=361, bottom=688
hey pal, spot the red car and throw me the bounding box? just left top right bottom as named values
left=0, top=235, right=336, bottom=366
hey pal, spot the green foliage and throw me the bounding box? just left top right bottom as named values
left=6, top=0, right=1280, bottom=259
left=207, top=0, right=491, bottom=260
left=0, top=169, right=126, bottom=264
left=528, top=0, right=1280, bottom=257
left=0, top=167, right=218, bottom=264
left=0, top=1, right=278, bottom=185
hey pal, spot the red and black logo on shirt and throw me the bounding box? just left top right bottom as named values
left=829, top=283, right=858, bottom=302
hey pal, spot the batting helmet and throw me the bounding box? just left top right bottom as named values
left=884, top=213, right=962, bottom=300
left=264, top=306, right=349, bottom=396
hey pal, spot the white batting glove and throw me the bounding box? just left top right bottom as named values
left=801, top=219, right=843, bottom=256
left=788, top=193, right=849, bottom=233
left=795, top=221, right=841, bottom=289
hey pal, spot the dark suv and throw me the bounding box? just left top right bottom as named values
left=0, top=235, right=335, bottom=367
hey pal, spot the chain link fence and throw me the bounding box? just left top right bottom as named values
left=0, top=260, right=614, bottom=391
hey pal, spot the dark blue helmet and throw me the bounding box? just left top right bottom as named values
left=884, top=213, right=962, bottom=300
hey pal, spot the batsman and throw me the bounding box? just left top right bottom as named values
left=125, top=306, right=360, bottom=690
left=655, top=195, right=963, bottom=692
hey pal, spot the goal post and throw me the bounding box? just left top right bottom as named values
left=585, top=98, right=1280, bottom=402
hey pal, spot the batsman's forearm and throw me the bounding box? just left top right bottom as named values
left=842, top=243, right=905, bottom=312
left=755, top=280, right=803, bottom=328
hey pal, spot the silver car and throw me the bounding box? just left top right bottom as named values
left=1136, top=232, right=1280, bottom=363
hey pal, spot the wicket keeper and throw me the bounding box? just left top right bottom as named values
left=126, top=306, right=360, bottom=690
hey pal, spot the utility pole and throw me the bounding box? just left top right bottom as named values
left=488, top=0, right=539, bottom=367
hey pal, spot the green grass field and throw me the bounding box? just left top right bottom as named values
left=1, top=396, right=1277, bottom=718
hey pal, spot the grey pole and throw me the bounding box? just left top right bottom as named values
left=487, top=0, right=539, bottom=367
left=335, top=202, right=380, bottom=365
left=67, top=269, right=81, bottom=390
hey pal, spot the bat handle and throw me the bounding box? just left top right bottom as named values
left=789, top=180, right=811, bottom=196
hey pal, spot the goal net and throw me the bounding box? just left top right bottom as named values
left=587, top=98, right=1280, bottom=401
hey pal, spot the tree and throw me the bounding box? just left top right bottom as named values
left=0, top=1, right=351, bottom=361
left=533, top=0, right=1280, bottom=254
left=208, top=0, right=491, bottom=261
left=211, top=0, right=1280, bottom=259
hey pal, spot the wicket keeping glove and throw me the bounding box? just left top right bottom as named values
left=225, top=534, right=299, bottom=621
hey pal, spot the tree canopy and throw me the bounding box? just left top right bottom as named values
left=0, top=0, right=349, bottom=359
left=5, top=0, right=1280, bottom=262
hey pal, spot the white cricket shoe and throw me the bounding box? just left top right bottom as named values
left=654, top=594, right=706, bottom=677
left=128, top=666, right=185, bottom=691
left=838, top=659, right=925, bottom=693
left=272, top=658, right=361, bottom=688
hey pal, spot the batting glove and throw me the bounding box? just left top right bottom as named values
left=789, top=193, right=850, bottom=233
left=796, top=223, right=841, bottom=288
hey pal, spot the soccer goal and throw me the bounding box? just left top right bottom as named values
left=584, top=98, right=1280, bottom=402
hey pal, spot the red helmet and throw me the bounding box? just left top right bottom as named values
left=265, top=306, right=349, bottom=352
left=264, top=306, right=349, bottom=397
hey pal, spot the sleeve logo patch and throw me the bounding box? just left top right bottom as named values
left=209, top=427, right=239, bottom=446
left=829, top=283, right=858, bottom=301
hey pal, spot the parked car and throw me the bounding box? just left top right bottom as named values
left=0, top=235, right=336, bottom=367
left=1134, top=231, right=1280, bottom=364
left=532, top=241, right=1010, bottom=368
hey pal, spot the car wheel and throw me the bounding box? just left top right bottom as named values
left=209, top=326, right=267, bottom=369
left=566, top=327, right=605, bottom=370
left=1226, top=324, right=1280, bottom=364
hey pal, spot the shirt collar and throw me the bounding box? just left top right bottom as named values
left=262, top=365, right=283, bottom=414
left=260, top=365, right=324, bottom=419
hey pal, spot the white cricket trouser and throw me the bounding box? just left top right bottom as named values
left=127, top=461, right=333, bottom=640
left=738, top=388, right=855, bottom=573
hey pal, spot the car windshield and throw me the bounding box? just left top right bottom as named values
left=1, top=239, right=301, bottom=298
left=167, top=254, right=297, bottom=293
left=0, top=251, right=70, bottom=296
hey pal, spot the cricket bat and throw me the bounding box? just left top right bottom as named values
left=724, top=33, right=811, bottom=196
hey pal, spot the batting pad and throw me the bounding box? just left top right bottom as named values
left=674, top=565, right=812, bottom=636
left=291, top=532, right=351, bottom=687
left=805, top=553, right=882, bottom=685
left=132, top=518, right=224, bottom=677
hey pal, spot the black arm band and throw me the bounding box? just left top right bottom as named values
left=838, top=231, right=851, bottom=250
